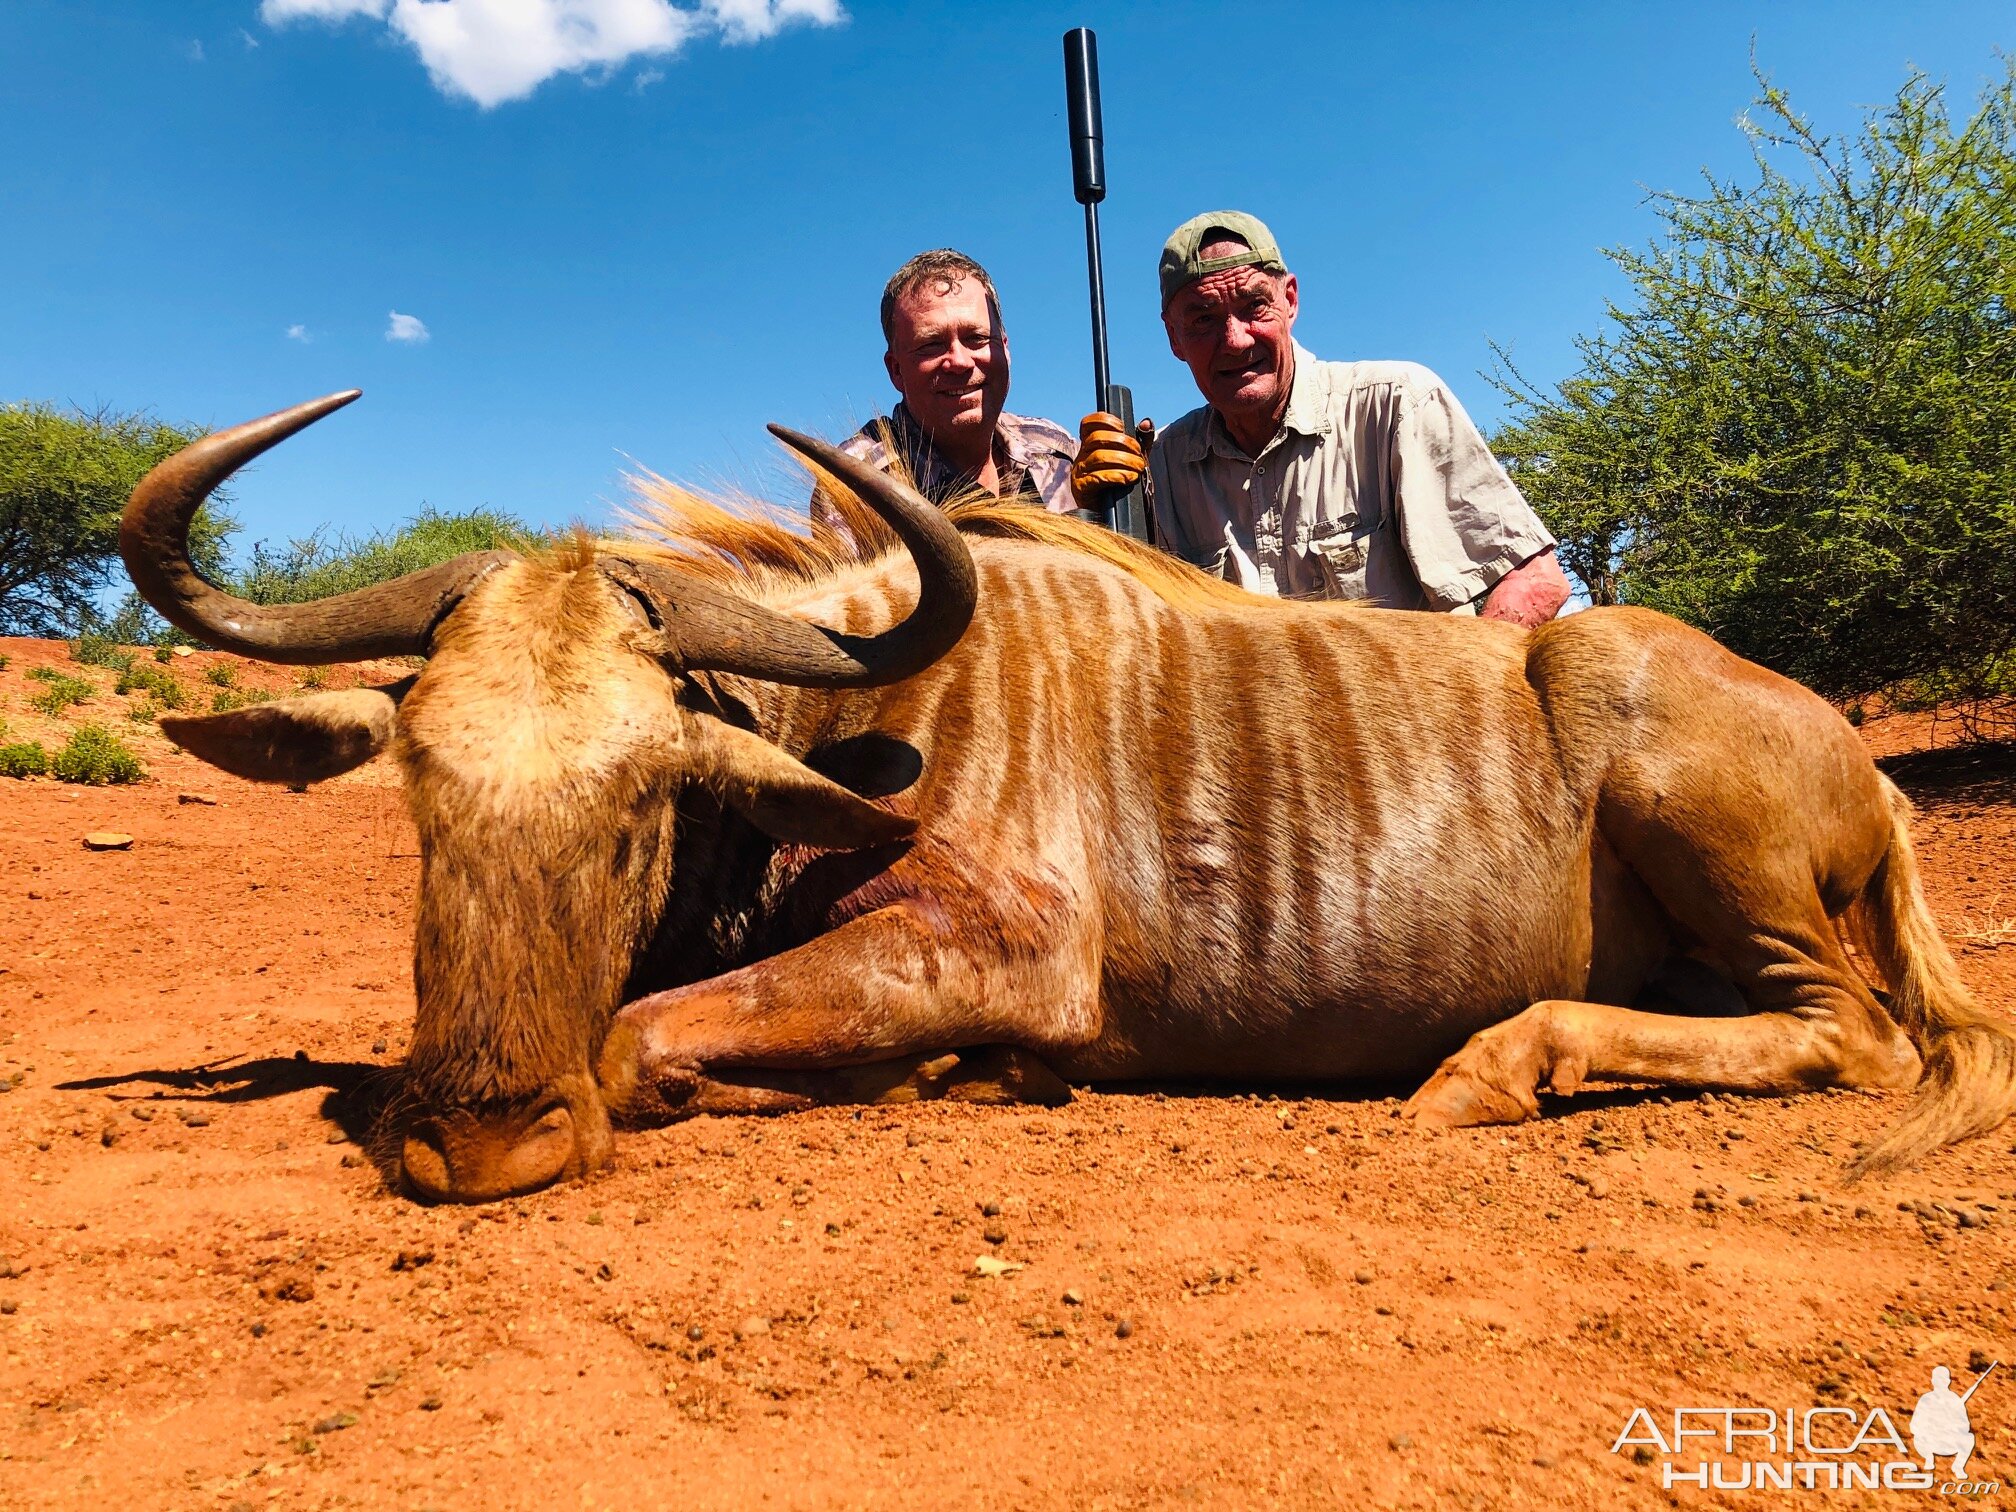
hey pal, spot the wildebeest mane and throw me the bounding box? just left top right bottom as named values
left=618, top=449, right=1263, bottom=613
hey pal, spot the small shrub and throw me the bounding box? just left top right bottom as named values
left=152, top=645, right=172, bottom=664
left=115, top=663, right=186, bottom=709
left=0, top=653, right=10, bottom=671
left=27, top=670, right=94, bottom=716
left=0, top=741, right=51, bottom=778
left=126, top=701, right=157, bottom=723
left=69, top=632, right=134, bottom=673
left=298, top=666, right=329, bottom=691
left=210, top=687, right=276, bottom=713
left=51, top=725, right=144, bottom=785
left=203, top=663, right=237, bottom=688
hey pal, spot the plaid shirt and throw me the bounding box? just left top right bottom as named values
left=813, top=404, right=1078, bottom=536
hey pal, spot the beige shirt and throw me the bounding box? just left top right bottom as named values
left=1149, top=346, right=1554, bottom=611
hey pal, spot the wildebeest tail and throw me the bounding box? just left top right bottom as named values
left=1842, top=774, right=2016, bottom=1180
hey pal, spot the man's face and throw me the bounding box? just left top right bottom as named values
left=1163, top=253, right=1299, bottom=432
left=884, top=278, right=1009, bottom=449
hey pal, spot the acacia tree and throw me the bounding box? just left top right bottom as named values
left=1494, top=62, right=2016, bottom=708
left=0, top=402, right=235, bottom=637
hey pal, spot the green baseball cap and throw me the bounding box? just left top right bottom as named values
left=1159, top=210, right=1286, bottom=307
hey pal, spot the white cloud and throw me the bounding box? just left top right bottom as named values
left=241, top=27, right=263, bottom=48
left=185, top=39, right=206, bottom=62
left=262, top=0, right=844, bottom=108
left=385, top=311, right=431, bottom=343
left=285, top=323, right=313, bottom=343
left=703, top=0, right=841, bottom=45
left=261, top=0, right=391, bottom=19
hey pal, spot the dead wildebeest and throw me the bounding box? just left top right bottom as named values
left=121, top=391, right=2014, bottom=1202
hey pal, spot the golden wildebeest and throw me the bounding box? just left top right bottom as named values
left=121, top=392, right=2014, bottom=1202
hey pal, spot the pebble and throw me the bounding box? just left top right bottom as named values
left=312, top=1412, right=357, bottom=1434
left=982, top=1223, right=1008, bottom=1245
left=1389, top=1433, right=1414, bottom=1452
left=735, top=1315, right=771, bottom=1339
left=0, top=1300, right=16, bottom=1316
left=1585, top=1179, right=1609, bottom=1200
left=1353, top=1269, right=1375, bottom=1285
left=687, top=1324, right=705, bottom=1342
left=82, top=832, right=134, bottom=851
left=130, top=1106, right=154, bottom=1122
left=176, top=792, right=218, bottom=806
left=418, top=1397, right=442, bottom=1412
left=371, top=1040, right=388, bottom=1055
left=1114, top=1319, right=1133, bottom=1339
left=1061, top=1289, right=1083, bottom=1306
left=979, top=1201, right=1001, bottom=1217
left=973, top=1255, right=1023, bottom=1279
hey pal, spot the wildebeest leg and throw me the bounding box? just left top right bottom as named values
left=1402, top=998, right=1919, bottom=1126
left=620, top=1047, right=1072, bottom=1122
left=600, top=901, right=1096, bottom=1120
left=1406, top=735, right=1921, bottom=1126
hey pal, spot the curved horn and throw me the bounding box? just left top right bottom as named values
left=120, top=391, right=513, bottom=664
left=610, top=425, right=977, bottom=688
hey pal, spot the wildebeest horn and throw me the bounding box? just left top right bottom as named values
left=120, top=391, right=513, bottom=664
left=608, top=425, right=977, bottom=688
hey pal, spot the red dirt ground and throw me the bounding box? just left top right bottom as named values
left=2, top=639, right=2014, bottom=1509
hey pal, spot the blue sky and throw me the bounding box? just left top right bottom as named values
left=3, top=1, right=2012, bottom=559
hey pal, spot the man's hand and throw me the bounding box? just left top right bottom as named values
left=1479, top=548, right=1572, bottom=628
left=1071, top=412, right=1150, bottom=509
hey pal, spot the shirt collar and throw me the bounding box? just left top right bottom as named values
left=1187, top=342, right=1331, bottom=462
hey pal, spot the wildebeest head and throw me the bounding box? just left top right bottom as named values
left=120, top=392, right=976, bottom=1202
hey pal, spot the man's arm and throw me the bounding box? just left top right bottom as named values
left=1479, top=547, right=1571, bottom=627
left=1388, top=365, right=1564, bottom=620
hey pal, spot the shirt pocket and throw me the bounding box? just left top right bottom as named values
left=1308, top=516, right=1383, bottom=601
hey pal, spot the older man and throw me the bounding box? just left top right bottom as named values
left=1072, top=212, right=1570, bottom=625
left=818, top=250, right=1077, bottom=533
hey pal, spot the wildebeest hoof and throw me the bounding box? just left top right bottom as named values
left=1402, top=1063, right=1538, bottom=1128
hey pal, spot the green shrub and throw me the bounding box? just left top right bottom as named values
left=115, top=663, right=186, bottom=709
left=50, top=724, right=144, bottom=784
left=69, top=632, right=133, bottom=672
left=233, top=506, right=536, bottom=606
left=203, top=662, right=236, bottom=688
left=0, top=741, right=51, bottom=778
left=210, top=686, right=276, bottom=713
left=298, top=666, right=329, bottom=691
left=26, top=669, right=93, bottom=715
left=0, top=653, right=10, bottom=672
left=126, top=701, right=157, bottom=724
left=152, top=644, right=172, bottom=664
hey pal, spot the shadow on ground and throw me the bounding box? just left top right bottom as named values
left=58, top=1055, right=392, bottom=1147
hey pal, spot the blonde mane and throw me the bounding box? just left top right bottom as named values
left=615, top=453, right=1265, bottom=613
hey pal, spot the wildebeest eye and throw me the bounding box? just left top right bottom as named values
left=616, top=582, right=662, bottom=629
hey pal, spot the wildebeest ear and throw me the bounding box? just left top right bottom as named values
left=160, top=682, right=411, bottom=786
left=689, top=714, right=917, bottom=851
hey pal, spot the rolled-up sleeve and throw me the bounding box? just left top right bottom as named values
left=1390, top=374, right=1555, bottom=612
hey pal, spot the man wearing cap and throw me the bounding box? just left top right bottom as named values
left=818, top=249, right=1077, bottom=536
left=1071, top=212, right=1571, bottom=625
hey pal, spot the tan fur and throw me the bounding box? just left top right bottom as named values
left=166, top=468, right=2015, bottom=1200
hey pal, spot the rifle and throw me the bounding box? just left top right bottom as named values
left=1062, top=27, right=1151, bottom=544
left=1960, top=1361, right=1998, bottom=1403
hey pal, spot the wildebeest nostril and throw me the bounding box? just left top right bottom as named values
left=400, top=1105, right=577, bottom=1204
